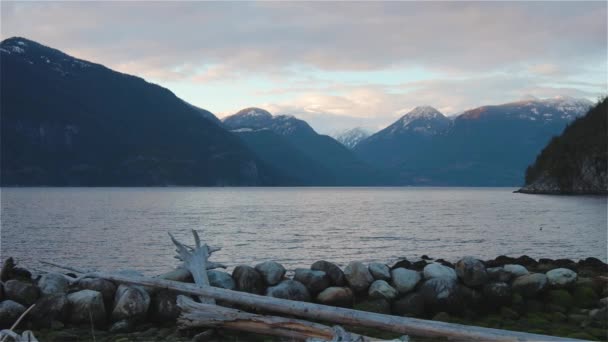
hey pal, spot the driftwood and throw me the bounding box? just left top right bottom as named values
left=169, top=230, right=369, bottom=341
left=51, top=270, right=580, bottom=342
left=177, top=296, right=371, bottom=341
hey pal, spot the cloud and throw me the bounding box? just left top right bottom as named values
left=1, top=1, right=606, bottom=133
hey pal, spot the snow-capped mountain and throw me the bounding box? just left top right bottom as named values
left=223, top=108, right=380, bottom=185
left=332, top=127, right=371, bottom=149
left=223, top=107, right=315, bottom=137
left=386, top=106, right=452, bottom=136
left=355, top=97, right=596, bottom=186
left=459, top=96, right=594, bottom=123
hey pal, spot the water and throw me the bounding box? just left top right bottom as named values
left=1, top=187, right=606, bottom=275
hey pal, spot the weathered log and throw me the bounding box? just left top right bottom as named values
left=169, top=230, right=218, bottom=304
left=60, top=271, right=580, bottom=342
left=177, top=296, right=370, bottom=341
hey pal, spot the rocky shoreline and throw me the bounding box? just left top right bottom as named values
left=0, top=255, right=607, bottom=341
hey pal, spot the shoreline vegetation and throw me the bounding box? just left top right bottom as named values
left=1, top=252, right=606, bottom=341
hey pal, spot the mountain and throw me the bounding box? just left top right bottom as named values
left=518, top=98, right=607, bottom=194
left=223, top=108, right=385, bottom=185
left=0, top=37, right=278, bottom=186
left=355, top=98, right=593, bottom=186
left=332, top=127, right=371, bottom=149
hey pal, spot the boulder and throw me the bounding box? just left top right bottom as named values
left=109, top=319, right=134, bottom=333
left=512, top=273, right=547, bottom=297
left=344, top=262, right=374, bottom=293
left=487, top=267, right=512, bottom=283
left=0, top=282, right=3, bottom=301
left=573, top=286, right=599, bottom=308
left=369, top=263, right=391, bottom=281
left=391, top=268, right=421, bottom=294
left=589, top=307, right=608, bottom=322
left=354, top=298, right=391, bottom=314
left=455, top=257, right=488, bottom=287
left=419, top=277, right=463, bottom=314
left=266, top=280, right=310, bottom=302
left=503, top=264, right=529, bottom=278
left=600, top=297, right=608, bottom=307
left=38, top=273, right=69, bottom=296
left=0, top=300, right=26, bottom=328
left=316, top=287, right=353, bottom=307
left=545, top=289, right=574, bottom=309
left=0, top=258, right=31, bottom=282
left=392, top=292, right=425, bottom=317
left=232, top=265, right=264, bottom=294
left=311, top=261, right=345, bottom=286
left=67, top=290, right=106, bottom=325
left=112, top=285, right=150, bottom=322
left=254, top=261, right=286, bottom=286
left=423, top=263, right=457, bottom=281
left=368, top=280, right=398, bottom=300
left=546, top=268, right=578, bottom=288
left=150, top=290, right=179, bottom=322
left=207, top=270, right=235, bottom=290
left=294, top=269, right=330, bottom=294
left=30, top=294, right=68, bottom=328
left=4, top=279, right=40, bottom=306
left=482, top=282, right=512, bottom=306
left=77, top=278, right=117, bottom=307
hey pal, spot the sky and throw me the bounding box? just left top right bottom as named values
left=1, top=1, right=607, bottom=134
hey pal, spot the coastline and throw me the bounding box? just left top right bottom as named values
left=1, top=254, right=606, bottom=341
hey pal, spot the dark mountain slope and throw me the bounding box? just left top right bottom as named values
left=1, top=37, right=276, bottom=186
left=355, top=99, right=593, bottom=186
left=224, top=108, right=387, bottom=185
left=518, top=98, right=608, bottom=194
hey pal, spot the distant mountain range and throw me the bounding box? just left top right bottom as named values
left=0, top=37, right=279, bottom=186
left=0, top=37, right=597, bottom=187
left=354, top=97, right=594, bottom=186
left=223, top=108, right=383, bottom=185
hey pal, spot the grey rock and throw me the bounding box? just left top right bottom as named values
left=369, top=263, right=391, bottom=281
left=316, top=287, right=353, bottom=307
left=344, top=262, right=374, bottom=292
left=455, top=257, right=488, bottom=287
left=266, top=280, right=310, bottom=302
left=546, top=268, right=577, bottom=288
left=311, top=261, right=345, bottom=286
left=600, top=297, right=608, bottom=307
left=232, top=265, right=264, bottom=294
left=482, top=282, right=512, bottom=306
left=112, top=284, right=150, bottom=322
left=392, top=292, right=425, bottom=317
left=38, top=273, right=69, bottom=296
left=0, top=282, right=4, bottom=301
left=67, top=289, right=106, bottom=325
left=419, top=277, right=463, bottom=314
left=368, top=280, right=398, bottom=300
left=487, top=267, right=512, bottom=282
left=355, top=298, right=391, bottom=314
left=207, top=270, right=235, bottom=290
left=294, top=269, right=330, bottom=294
left=503, top=264, right=529, bottom=278
left=589, top=307, right=607, bottom=321
left=0, top=300, right=26, bottom=328
left=4, top=279, right=40, bottom=306
left=255, top=261, right=286, bottom=286
left=512, top=273, right=548, bottom=297
left=109, top=319, right=134, bottom=333
left=150, top=289, right=179, bottom=322
left=30, top=294, right=68, bottom=328
left=158, top=268, right=192, bottom=283
left=391, top=268, right=421, bottom=294
left=423, top=263, right=457, bottom=281
left=77, top=277, right=117, bottom=306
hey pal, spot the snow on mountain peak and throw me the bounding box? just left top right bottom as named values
left=332, top=127, right=371, bottom=149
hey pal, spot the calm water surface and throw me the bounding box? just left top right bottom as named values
left=1, top=187, right=606, bottom=275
